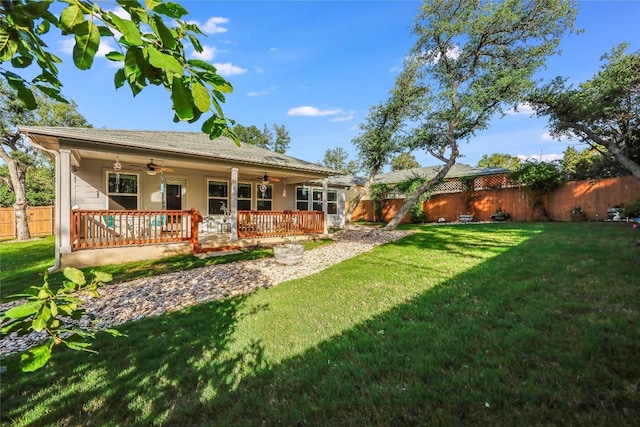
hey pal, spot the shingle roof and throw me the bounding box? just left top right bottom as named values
left=19, top=126, right=338, bottom=176
left=330, top=164, right=511, bottom=187
left=374, top=163, right=510, bottom=184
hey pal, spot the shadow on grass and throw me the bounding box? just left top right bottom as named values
left=2, top=223, right=639, bottom=425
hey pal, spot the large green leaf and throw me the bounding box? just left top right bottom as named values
left=59, top=4, right=84, bottom=33
left=4, top=300, right=44, bottom=319
left=191, top=81, right=210, bottom=113
left=20, top=1, right=51, bottom=19
left=73, top=21, right=100, bottom=70
left=0, top=29, right=18, bottom=62
left=153, top=2, right=189, bottom=19
left=187, top=59, right=217, bottom=73
left=146, top=46, right=183, bottom=75
left=109, top=12, right=143, bottom=46
left=3, top=73, right=37, bottom=109
left=92, top=271, right=113, bottom=283
left=63, top=267, right=86, bottom=286
left=21, top=340, right=53, bottom=372
left=150, top=15, right=176, bottom=50
left=171, top=76, right=194, bottom=121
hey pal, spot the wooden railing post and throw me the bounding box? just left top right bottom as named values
left=190, top=207, right=202, bottom=254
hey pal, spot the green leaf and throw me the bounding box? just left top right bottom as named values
left=59, top=5, right=84, bottom=33
left=20, top=1, right=51, bottom=18
left=145, top=0, right=162, bottom=10
left=11, top=55, right=33, bottom=68
left=64, top=340, right=93, bottom=351
left=4, top=300, right=45, bottom=319
left=153, top=2, right=189, bottom=19
left=98, top=25, right=113, bottom=37
left=73, top=21, right=100, bottom=70
left=63, top=267, right=86, bottom=286
left=92, top=271, right=113, bottom=283
left=50, top=301, right=58, bottom=317
left=187, top=59, right=218, bottom=73
left=171, top=76, right=194, bottom=121
left=109, top=12, right=143, bottom=46
left=188, top=34, right=202, bottom=53
left=114, top=68, right=126, bottom=88
left=103, top=328, right=127, bottom=337
left=150, top=15, right=176, bottom=50
left=32, top=316, right=46, bottom=332
left=105, top=51, right=125, bottom=62
left=146, top=46, right=183, bottom=75
left=36, top=19, right=51, bottom=35
left=191, top=82, right=210, bottom=113
left=21, top=340, right=53, bottom=372
left=34, top=85, right=67, bottom=103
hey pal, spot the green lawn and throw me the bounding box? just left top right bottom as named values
left=1, top=223, right=639, bottom=426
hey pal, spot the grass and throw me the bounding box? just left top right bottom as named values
left=1, top=223, right=639, bottom=426
left=0, top=237, right=331, bottom=301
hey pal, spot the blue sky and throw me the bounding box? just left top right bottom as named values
left=38, top=0, right=640, bottom=170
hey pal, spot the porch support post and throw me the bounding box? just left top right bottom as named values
left=59, top=149, right=72, bottom=253
left=322, top=178, right=328, bottom=235
left=230, top=167, right=238, bottom=241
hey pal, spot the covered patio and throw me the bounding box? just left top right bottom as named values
left=19, top=127, right=344, bottom=269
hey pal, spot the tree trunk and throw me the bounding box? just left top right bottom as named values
left=345, top=174, right=378, bottom=224
left=384, top=146, right=459, bottom=231
left=1, top=144, right=31, bottom=240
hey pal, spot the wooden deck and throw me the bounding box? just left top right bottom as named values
left=70, top=209, right=325, bottom=253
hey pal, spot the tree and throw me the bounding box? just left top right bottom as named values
left=321, top=147, right=360, bottom=175
left=346, top=61, right=427, bottom=223
left=390, top=152, right=420, bottom=171
left=509, top=160, right=563, bottom=220
left=0, top=80, right=90, bottom=240
left=477, top=153, right=521, bottom=170
left=560, top=145, right=625, bottom=181
left=232, top=123, right=290, bottom=153
left=383, top=0, right=578, bottom=231
left=1, top=0, right=235, bottom=140
left=527, top=44, right=640, bottom=180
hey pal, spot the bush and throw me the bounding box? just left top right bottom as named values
left=620, top=198, right=640, bottom=218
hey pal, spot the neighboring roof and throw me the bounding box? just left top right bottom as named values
left=19, top=126, right=338, bottom=176
left=333, top=164, right=511, bottom=187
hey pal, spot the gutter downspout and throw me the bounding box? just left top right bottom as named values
left=23, top=134, right=62, bottom=273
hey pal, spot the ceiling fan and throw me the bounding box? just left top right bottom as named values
left=146, top=159, right=174, bottom=175
left=254, top=172, right=280, bottom=184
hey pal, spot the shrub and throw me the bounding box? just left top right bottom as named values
left=620, top=198, right=640, bottom=218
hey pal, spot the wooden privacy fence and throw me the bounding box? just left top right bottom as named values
left=351, top=176, right=640, bottom=223
left=0, top=206, right=55, bottom=239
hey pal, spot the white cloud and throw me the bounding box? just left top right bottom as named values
left=59, top=39, right=74, bottom=54
left=269, top=47, right=278, bottom=52
left=330, top=114, right=354, bottom=122
left=190, top=45, right=217, bottom=61
left=247, top=86, right=276, bottom=97
left=507, top=103, right=535, bottom=115
left=194, top=16, right=229, bottom=34
left=213, top=62, right=247, bottom=76
left=288, top=106, right=342, bottom=117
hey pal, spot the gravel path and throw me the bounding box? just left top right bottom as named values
left=1, top=226, right=412, bottom=356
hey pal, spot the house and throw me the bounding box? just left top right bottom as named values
left=19, top=126, right=345, bottom=268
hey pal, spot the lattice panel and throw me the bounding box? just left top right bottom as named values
left=432, top=180, right=463, bottom=194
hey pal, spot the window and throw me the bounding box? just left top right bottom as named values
left=238, top=182, right=252, bottom=210
left=327, top=190, right=338, bottom=214
left=107, top=172, right=138, bottom=210
left=296, top=186, right=309, bottom=210
left=256, top=183, right=272, bottom=210
left=312, top=189, right=323, bottom=211
left=208, top=180, right=228, bottom=214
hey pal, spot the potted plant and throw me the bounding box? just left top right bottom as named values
left=490, top=207, right=510, bottom=221
left=570, top=206, right=587, bottom=221
left=273, top=237, right=305, bottom=265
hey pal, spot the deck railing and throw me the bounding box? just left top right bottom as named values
left=237, top=210, right=324, bottom=238
left=70, top=209, right=325, bottom=251
left=70, top=209, right=196, bottom=251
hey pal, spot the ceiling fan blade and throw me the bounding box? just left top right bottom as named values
left=160, top=167, right=175, bottom=173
